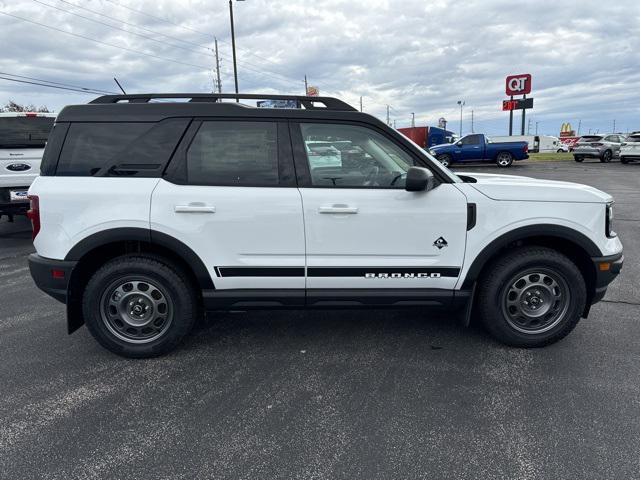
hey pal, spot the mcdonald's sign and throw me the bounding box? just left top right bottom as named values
left=560, top=122, right=575, bottom=137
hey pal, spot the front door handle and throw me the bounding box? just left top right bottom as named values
left=174, top=203, right=216, bottom=213
left=318, top=204, right=358, bottom=214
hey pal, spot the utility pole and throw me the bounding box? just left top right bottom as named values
left=613, top=119, right=616, bottom=133
left=393, top=120, right=397, bottom=129
left=527, top=117, right=532, bottom=135
left=471, top=110, right=474, bottom=133
left=214, top=37, right=222, bottom=93
left=577, top=119, right=581, bottom=136
left=411, top=112, right=415, bottom=128
left=359, top=96, right=363, bottom=112
left=386, top=105, right=390, bottom=126
left=229, top=0, right=239, bottom=100
left=304, top=75, right=308, bottom=95
left=535, top=121, right=539, bottom=135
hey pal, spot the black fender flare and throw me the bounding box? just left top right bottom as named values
left=460, top=224, right=602, bottom=289
left=65, top=227, right=214, bottom=289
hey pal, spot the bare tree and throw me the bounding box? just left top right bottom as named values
left=1, top=100, right=50, bottom=113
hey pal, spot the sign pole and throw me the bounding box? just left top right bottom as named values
left=508, top=95, right=513, bottom=136
left=521, top=94, right=527, bottom=135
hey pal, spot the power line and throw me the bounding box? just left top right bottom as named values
left=0, top=75, right=117, bottom=95
left=0, top=11, right=211, bottom=71
left=103, top=0, right=292, bottom=72
left=26, top=1, right=301, bottom=89
left=56, top=0, right=214, bottom=51
left=103, top=0, right=213, bottom=39
left=0, top=71, right=116, bottom=94
left=30, top=0, right=217, bottom=58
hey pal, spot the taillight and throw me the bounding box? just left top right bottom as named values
left=26, top=195, right=40, bottom=240
left=523, top=144, right=528, bottom=153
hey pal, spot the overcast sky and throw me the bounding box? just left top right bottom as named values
left=1, top=0, right=638, bottom=136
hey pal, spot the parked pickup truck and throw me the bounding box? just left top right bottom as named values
left=429, top=133, right=528, bottom=168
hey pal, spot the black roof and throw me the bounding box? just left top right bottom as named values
left=56, top=93, right=380, bottom=124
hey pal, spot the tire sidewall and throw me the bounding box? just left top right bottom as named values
left=478, top=249, right=586, bottom=347
left=83, top=256, right=197, bottom=357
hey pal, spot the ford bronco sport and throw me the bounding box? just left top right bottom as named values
left=27, top=94, right=623, bottom=357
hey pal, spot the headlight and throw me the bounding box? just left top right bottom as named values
left=606, top=203, right=616, bottom=238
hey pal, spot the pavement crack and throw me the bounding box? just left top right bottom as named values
left=601, top=299, right=640, bottom=307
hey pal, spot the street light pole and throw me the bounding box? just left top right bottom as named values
left=457, top=100, right=465, bottom=137
left=229, top=0, right=240, bottom=100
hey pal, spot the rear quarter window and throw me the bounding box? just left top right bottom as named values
left=55, top=119, right=190, bottom=176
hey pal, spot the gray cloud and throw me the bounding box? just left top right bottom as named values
left=1, top=0, right=638, bottom=135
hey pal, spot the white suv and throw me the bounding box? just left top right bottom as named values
left=0, top=112, right=55, bottom=220
left=27, top=94, right=623, bottom=358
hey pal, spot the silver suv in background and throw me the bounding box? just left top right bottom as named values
left=573, top=134, right=625, bottom=163
left=0, top=112, right=55, bottom=220
left=620, top=133, right=640, bottom=164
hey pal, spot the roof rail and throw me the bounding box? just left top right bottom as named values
left=89, top=93, right=357, bottom=111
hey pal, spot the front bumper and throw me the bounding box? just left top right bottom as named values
left=28, top=254, right=77, bottom=303
left=590, top=252, right=623, bottom=304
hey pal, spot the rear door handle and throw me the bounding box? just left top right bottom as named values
left=174, top=203, right=216, bottom=213
left=318, top=204, right=358, bottom=214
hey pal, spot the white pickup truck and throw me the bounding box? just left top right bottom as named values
left=0, top=112, right=55, bottom=221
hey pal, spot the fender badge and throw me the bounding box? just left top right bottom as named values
left=433, top=237, right=448, bottom=249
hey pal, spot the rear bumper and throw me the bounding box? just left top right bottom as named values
left=590, top=252, right=623, bottom=304
left=28, top=254, right=76, bottom=303
left=574, top=150, right=603, bottom=158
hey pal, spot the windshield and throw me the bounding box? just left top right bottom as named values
left=0, top=116, right=55, bottom=148
left=625, top=136, right=640, bottom=143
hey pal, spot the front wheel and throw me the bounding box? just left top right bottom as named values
left=573, top=155, right=584, bottom=162
left=496, top=152, right=513, bottom=167
left=83, top=255, right=198, bottom=358
left=621, top=157, right=629, bottom=164
left=476, top=247, right=586, bottom=347
left=437, top=154, right=452, bottom=168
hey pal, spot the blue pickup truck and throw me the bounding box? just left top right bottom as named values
left=429, top=133, right=529, bottom=168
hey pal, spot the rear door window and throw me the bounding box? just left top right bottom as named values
left=185, top=121, right=279, bottom=186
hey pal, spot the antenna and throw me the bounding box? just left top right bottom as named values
left=113, top=77, right=127, bottom=94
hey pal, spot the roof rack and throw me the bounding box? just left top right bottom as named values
left=89, top=93, right=357, bottom=111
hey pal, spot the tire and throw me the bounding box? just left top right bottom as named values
left=601, top=150, right=612, bottom=163
left=496, top=152, right=513, bottom=167
left=621, top=157, right=629, bottom=164
left=83, top=255, right=198, bottom=358
left=573, top=155, right=584, bottom=162
left=557, top=149, right=563, bottom=153
left=437, top=154, right=452, bottom=168
left=476, top=247, right=586, bottom=348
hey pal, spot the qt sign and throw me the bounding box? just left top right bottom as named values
left=505, top=74, right=532, bottom=96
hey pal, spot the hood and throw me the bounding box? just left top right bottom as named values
left=457, top=172, right=612, bottom=203
left=429, top=143, right=451, bottom=150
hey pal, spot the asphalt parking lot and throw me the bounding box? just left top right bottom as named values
left=1, top=160, right=638, bottom=480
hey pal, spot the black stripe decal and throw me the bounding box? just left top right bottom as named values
left=215, top=266, right=461, bottom=278
left=307, top=267, right=460, bottom=277
left=217, top=267, right=305, bottom=277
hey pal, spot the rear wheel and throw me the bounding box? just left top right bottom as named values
left=83, top=255, right=198, bottom=358
left=437, top=154, right=452, bottom=168
left=496, top=152, right=513, bottom=167
left=573, top=155, right=584, bottom=162
left=601, top=150, right=612, bottom=163
left=476, top=247, right=586, bottom=347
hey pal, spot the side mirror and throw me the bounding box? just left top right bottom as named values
left=621, top=142, right=627, bottom=146
left=405, top=166, right=435, bottom=192
left=456, top=141, right=462, bottom=146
